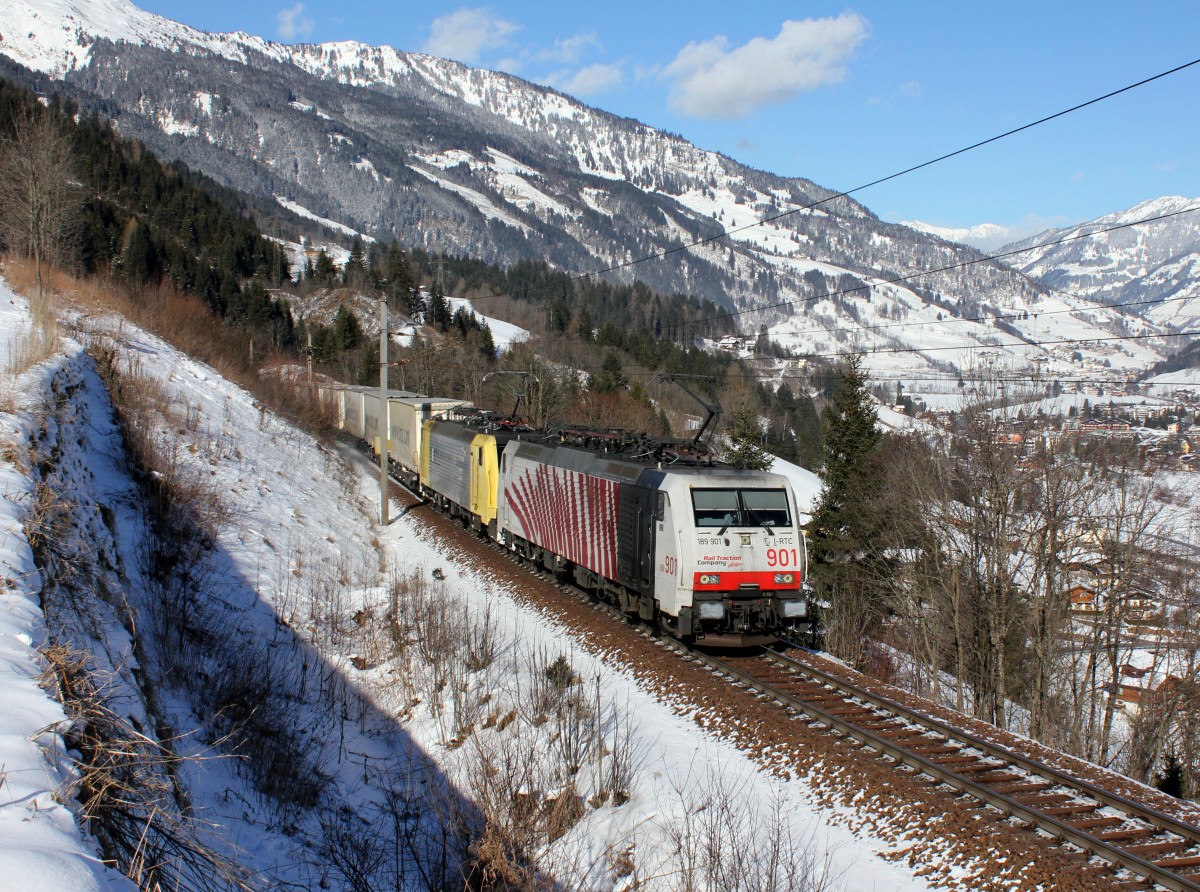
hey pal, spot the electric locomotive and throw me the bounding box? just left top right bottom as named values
left=495, top=428, right=808, bottom=646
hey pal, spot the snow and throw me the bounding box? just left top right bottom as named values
left=0, top=272, right=949, bottom=889
left=768, top=457, right=821, bottom=523
left=157, top=110, right=197, bottom=137
left=0, top=0, right=284, bottom=76
left=408, top=164, right=533, bottom=234
left=446, top=297, right=529, bottom=351
left=273, top=195, right=374, bottom=243
left=903, top=219, right=1010, bottom=250
left=0, top=289, right=135, bottom=891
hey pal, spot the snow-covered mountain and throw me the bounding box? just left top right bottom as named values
left=902, top=220, right=1013, bottom=252
left=0, top=0, right=1175, bottom=380
left=1002, top=196, right=1200, bottom=334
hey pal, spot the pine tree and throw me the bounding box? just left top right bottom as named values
left=332, top=305, right=362, bottom=351
left=343, top=236, right=367, bottom=289
left=384, top=242, right=414, bottom=311
left=477, top=320, right=496, bottom=360
left=588, top=352, right=626, bottom=394
left=793, top=392, right=823, bottom=470
left=427, top=280, right=451, bottom=331
left=723, top=408, right=773, bottom=470
left=1156, top=751, right=1187, bottom=799
left=312, top=250, right=337, bottom=288
left=807, top=353, right=890, bottom=664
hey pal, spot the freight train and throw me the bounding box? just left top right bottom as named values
left=321, top=385, right=811, bottom=646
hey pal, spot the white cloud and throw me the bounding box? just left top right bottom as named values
left=550, top=63, right=624, bottom=97
left=664, top=13, right=869, bottom=119
left=898, top=79, right=923, bottom=99
left=424, top=8, right=521, bottom=64
left=276, top=3, right=314, bottom=41
left=539, top=33, right=602, bottom=65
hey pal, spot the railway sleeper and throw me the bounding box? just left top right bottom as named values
left=954, top=762, right=1010, bottom=776
left=878, top=728, right=936, bottom=742
left=1124, top=840, right=1191, bottom=857
left=991, top=781, right=1055, bottom=795
left=928, top=753, right=980, bottom=766
left=858, top=720, right=906, bottom=732
left=823, top=705, right=877, bottom=718
left=1153, top=854, right=1200, bottom=870
left=1041, top=803, right=1102, bottom=817
left=910, top=744, right=963, bottom=757
left=1012, top=793, right=1075, bottom=808
left=974, top=771, right=1025, bottom=785
left=793, top=688, right=843, bottom=702
left=1070, top=821, right=1132, bottom=835
left=1094, top=826, right=1160, bottom=840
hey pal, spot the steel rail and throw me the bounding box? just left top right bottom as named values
left=355, top=438, right=1200, bottom=889
left=766, top=647, right=1200, bottom=849
left=691, top=649, right=1200, bottom=892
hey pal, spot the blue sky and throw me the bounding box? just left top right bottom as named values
left=137, top=0, right=1200, bottom=242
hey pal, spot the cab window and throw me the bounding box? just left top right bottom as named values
left=692, top=489, right=739, bottom=527
left=740, top=488, right=791, bottom=528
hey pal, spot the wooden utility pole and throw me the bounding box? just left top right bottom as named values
left=379, top=296, right=389, bottom=525
left=306, top=330, right=314, bottom=396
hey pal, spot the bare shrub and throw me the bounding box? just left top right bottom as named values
left=523, top=648, right=584, bottom=724
left=598, top=693, right=641, bottom=807
left=459, top=727, right=560, bottom=891
left=466, top=601, right=499, bottom=672
left=316, top=807, right=388, bottom=892
left=661, top=774, right=839, bottom=892
left=208, top=648, right=330, bottom=812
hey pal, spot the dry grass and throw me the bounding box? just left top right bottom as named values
left=1, top=260, right=61, bottom=377
left=2, top=256, right=334, bottom=436
left=38, top=642, right=255, bottom=892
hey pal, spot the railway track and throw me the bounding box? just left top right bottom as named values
left=687, top=646, right=1200, bottom=892
left=371, top=448, right=1200, bottom=890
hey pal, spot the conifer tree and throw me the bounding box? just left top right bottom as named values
left=427, top=280, right=451, bottom=331
left=807, top=353, right=890, bottom=664
left=343, top=237, right=367, bottom=289
left=384, top=242, right=415, bottom=312
left=723, top=408, right=773, bottom=470
left=312, top=250, right=337, bottom=288
left=331, top=305, right=362, bottom=352
left=477, top=320, right=496, bottom=360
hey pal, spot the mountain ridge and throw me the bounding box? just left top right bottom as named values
left=0, top=0, right=1182, bottom=380
left=1001, top=195, right=1200, bottom=334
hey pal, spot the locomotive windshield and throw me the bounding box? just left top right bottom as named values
left=691, top=488, right=792, bottom=529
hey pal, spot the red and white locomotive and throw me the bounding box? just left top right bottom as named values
left=498, top=430, right=809, bottom=646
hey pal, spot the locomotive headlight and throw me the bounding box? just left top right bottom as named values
left=773, top=573, right=795, bottom=584
left=781, top=600, right=807, bottom=618
left=698, top=601, right=725, bottom=619
left=699, top=573, right=721, bottom=585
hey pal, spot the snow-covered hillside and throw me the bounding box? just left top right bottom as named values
left=0, top=290, right=134, bottom=891
left=0, top=275, right=964, bottom=890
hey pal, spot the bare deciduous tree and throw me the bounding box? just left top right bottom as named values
left=0, top=104, right=81, bottom=299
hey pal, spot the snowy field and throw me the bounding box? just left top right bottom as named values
left=0, top=273, right=969, bottom=890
